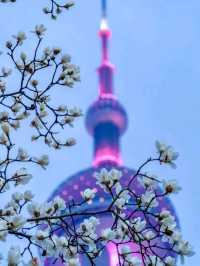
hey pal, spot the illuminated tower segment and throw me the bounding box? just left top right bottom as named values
left=86, top=0, right=128, bottom=167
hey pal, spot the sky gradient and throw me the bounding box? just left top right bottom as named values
left=0, top=0, right=199, bottom=265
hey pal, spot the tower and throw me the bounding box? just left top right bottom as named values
left=85, top=0, right=128, bottom=168
left=45, top=1, right=178, bottom=265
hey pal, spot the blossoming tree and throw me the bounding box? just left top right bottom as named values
left=0, top=1, right=194, bottom=266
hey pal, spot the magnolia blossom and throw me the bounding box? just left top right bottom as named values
left=8, top=215, right=26, bottom=230
left=1, top=122, right=10, bottom=135
left=0, top=220, right=8, bottom=240
left=0, top=177, right=9, bottom=192
left=163, top=179, right=181, bottom=194
left=114, top=189, right=130, bottom=209
left=148, top=255, right=165, bottom=266
left=36, top=155, right=49, bottom=168
left=175, top=240, right=195, bottom=257
left=0, top=80, right=6, bottom=92
left=121, top=245, right=142, bottom=266
left=7, top=246, right=21, bottom=266
left=143, top=230, right=156, bottom=240
left=165, top=256, right=176, bottom=266
left=131, top=217, right=146, bottom=232
left=138, top=173, right=158, bottom=189
left=101, top=228, right=116, bottom=241
left=95, top=168, right=122, bottom=191
left=27, top=202, right=44, bottom=218
left=34, top=24, right=46, bottom=37
left=1, top=67, right=12, bottom=77
left=13, top=168, right=33, bottom=186
left=52, top=196, right=66, bottom=211
left=23, top=190, right=34, bottom=201
left=13, top=31, right=27, bottom=44
left=141, top=190, right=158, bottom=209
left=82, top=188, right=96, bottom=201
left=156, top=141, right=179, bottom=168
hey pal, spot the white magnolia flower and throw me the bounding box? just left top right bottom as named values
left=2, top=206, right=16, bottom=217
left=57, top=236, right=68, bottom=250
left=30, top=117, right=43, bottom=129
left=116, top=220, right=129, bottom=241
left=11, top=103, right=22, bottom=113
left=62, top=64, right=80, bottom=87
left=115, top=190, right=130, bottom=209
left=34, top=24, right=46, bottom=37
left=12, top=192, right=23, bottom=202
left=138, top=173, right=158, bottom=189
left=13, top=31, right=27, bottom=44
left=143, top=230, right=156, bottom=240
left=17, top=148, right=28, bottom=160
left=27, top=202, right=43, bottom=218
left=148, top=255, right=164, bottom=266
left=175, top=240, right=195, bottom=256
left=20, top=51, right=27, bottom=61
left=165, top=256, right=176, bottom=266
left=58, top=104, right=67, bottom=112
left=68, top=257, right=80, bottom=266
left=8, top=215, right=26, bottom=230
left=163, top=179, right=181, bottom=194
left=34, top=229, right=49, bottom=241
left=156, top=141, right=179, bottom=168
left=1, top=67, right=12, bottom=77
left=62, top=115, right=74, bottom=125
left=24, top=190, right=34, bottom=201
left=52, top=196, right=66, bottom=211
left=1, top=122, right=10, bottom=135
left=78, top=217, right=99, bottom=241
left=7, top=246, right=21, bottom=266
left=131, top=217, right=146, bottom=232
left=101, top=228, right=116, bottom=241
left=37, top=155, right=49, bottom=168
left=0, top=220, right=8, bottom=240
left=0, top=177, right=9, bottom=192
left=141, top=191, right=158, bottom=209
left=0, top=132, right=8, bottom=144
left=14, top=167, right=32, bottom=186
left=66, top=137, right=76, bottom=146
left=6, top=199, right=19, bottom=212
left=61, top=54, right=71, bottom=64
left=69, top=107, right=82, bottom=117
left=95, top=168, right=122, bottom=191
left=159, top=210, right=176, bottom=232
left=125, top=256, right=142, bottom=266
left=0, top=111, right=9, bottom=120
left=82, top=188, right=96, bottom=201
left=121, top=245, right=131, bottom=256
left=0, top=80, right=6, bottom=92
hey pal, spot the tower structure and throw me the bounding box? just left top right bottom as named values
left=85, top=0, right=128, bottom=167
left=45, top=1, right=178, bottom=265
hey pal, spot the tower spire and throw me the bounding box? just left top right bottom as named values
left=102, top=0, right=107, bottom=18
left=85, top=0, right=128, bottom=166
left=98, top=0, right=114, bottom=96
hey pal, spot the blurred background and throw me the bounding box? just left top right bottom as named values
left=0, top=0, right=199, bottom=265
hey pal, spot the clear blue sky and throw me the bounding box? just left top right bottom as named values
left=0, top=0, right=199, bottom=265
